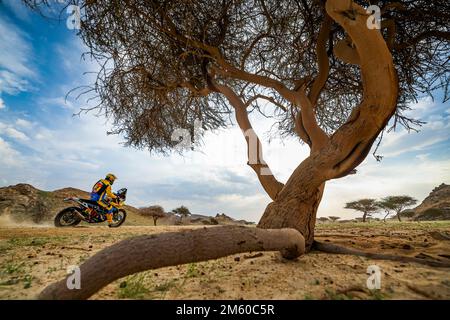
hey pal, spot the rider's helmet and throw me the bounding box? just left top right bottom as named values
left=105, top=173, right=117, bottom=184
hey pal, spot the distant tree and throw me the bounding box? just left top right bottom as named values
left=377, top=200, right=396, bottom=222
left=345, top=199, right=379, bottom=223
left=328, top=216, right=340, bottom=222
left=172, top=206, right=192, bottom=221
left=140, top=205, right=166, bottom=226
left=317, top=217, right=329, bottom=223
left=379, top=196, right=418, bottom=222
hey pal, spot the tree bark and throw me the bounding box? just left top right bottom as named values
left=260, top=0, right=398, bottom=249
left=258, top=157, right=326, bottom=251
left=362, top=212, right=367, bottom=223
left=397, top=211, right=402, bottom=222
left=38, top=226, right=304, bottom=300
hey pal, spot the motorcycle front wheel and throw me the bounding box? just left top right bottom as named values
left=54, top=207, right=82, bottom=227
left=109, top=209, right=127, bottom=228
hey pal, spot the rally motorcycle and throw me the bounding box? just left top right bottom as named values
left=54, top=188, right=127, bottom=228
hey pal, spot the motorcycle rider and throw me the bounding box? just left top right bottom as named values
left=90, top=173, right=118, bottom=227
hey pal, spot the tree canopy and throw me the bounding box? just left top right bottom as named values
left=140, top=205, right=166, bottom=225
left=172, top=205, right=192, bottom=218
left=378, top=195, right=417, bottom=221
left=345, top=198, right=379, bottom=222
left=23, top=0, right=449, bottom=155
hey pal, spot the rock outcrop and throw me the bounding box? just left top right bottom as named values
left=414, top=183, right=450, bottom=221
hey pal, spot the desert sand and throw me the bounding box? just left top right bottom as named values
left=0, top=222, right=449, bottom=300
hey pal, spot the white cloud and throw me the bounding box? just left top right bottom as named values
left=5, top=127, right=30, bottom=141
left=0, top=97, right=5, bottom=109
left=0, top=121, right=30, bottom=142
left=0, top=137, right=22, bottom=166
left=378, top=97, right=450, bottom=157
left=15, top=118, right=33, bottom=128
left=0, top=15, right=36, bottom=96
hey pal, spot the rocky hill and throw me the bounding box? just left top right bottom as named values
left=0, top=184, right=253, bottom=226
left=414, top=183, right=450, bottom=221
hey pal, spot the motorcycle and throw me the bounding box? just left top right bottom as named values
left=54, top=188, right=128, bottom=228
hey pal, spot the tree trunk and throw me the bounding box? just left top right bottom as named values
left=397, top=211, right=402, bottom=222
left=383, top=212, right=389, bottom=222
left=362, top=212, right=367, bottom=223
left=258, top=158, right=326, bottom=252
left=153, top=218, right=157, bottom=226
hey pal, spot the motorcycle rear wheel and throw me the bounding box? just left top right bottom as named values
left=54, top=207, right=82, bottom=227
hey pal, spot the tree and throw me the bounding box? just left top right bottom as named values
left=25, top=0, right=450, bottom=299
left=377, top=200, right=396, bottom=222
left=140, top=205, right=166, bottom=226
left=345, top=199, right=379, bottom=222
left=317, top=217, right=329, bottom=223
left=328, top=216, right=340, bottom=222
left=172, top=206, right=192, bottom=221
left=379, top=196, right=418, bottom=221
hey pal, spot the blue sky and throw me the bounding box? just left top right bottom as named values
left=0, top=1, right=449, bottom=222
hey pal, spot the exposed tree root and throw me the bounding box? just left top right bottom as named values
left=38, top=226, right=304, bottom=300
left=312, top=240, right=450, bottom=268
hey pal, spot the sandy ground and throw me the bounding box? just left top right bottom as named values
left=0, top=222, right=449, bottom=300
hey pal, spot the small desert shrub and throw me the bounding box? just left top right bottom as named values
left=1, top=260, right=25, bottom=275
left=186, top=263, right=199, bottom=278
left=118, top=273, right=150, bottom=299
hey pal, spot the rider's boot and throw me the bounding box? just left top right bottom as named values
left=106, top=213, right=113, bottom=227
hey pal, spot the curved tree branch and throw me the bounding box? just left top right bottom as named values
left=38, top=226, right=305, bottom=300
left=308, top=14, right=332, bottom=105
left=293, top=14, right=331, bottom=151
left=294, top=110, right=312, bottom=147
left=244, top=94, right=287, bottom=112
left=210, top=80, right=284, bottom=200
left=325, top=0, right=398, bottom=179
left=295, top=86, right=329, bottom=151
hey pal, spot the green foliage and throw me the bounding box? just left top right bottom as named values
left=140, top=205, right=165, bottom=217
left=324, top=288, right=353, bottom=300
left=378, top=196, right=418, bottom=218
left=186, top=263, right=199, bottom=278
left=118, top=273, right=150, bottom=299
left=172, top=206, right=192, bottom=218
left=1, top=257, right=25, bottom=275
left=140, top=205, right=166, bottom=225
left=7, top=237, right=50, bottom=247
left=345, top=199, right=379, bottom=221
left=345, top=199, right=378, bottom=213
left=23, top=274, right=33, bottom=289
